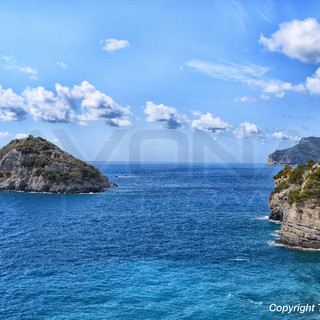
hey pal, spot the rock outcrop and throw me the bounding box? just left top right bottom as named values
left=269, top=159, right=320, bottom=249
left=0, top=136, right=115, bottom=193
left=267, top=137, right=320, bottom=166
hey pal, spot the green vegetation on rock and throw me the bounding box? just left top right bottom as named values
left=287, top=189, right=307, bottom=205
left=0, top=135, right=111, bottom=193
left=271, top=181, right=290, bottom=196
left=272, top=158, right=320, bottom=205
left=273, top=164, right=292, bottom=180
left=0, top=136, right=101, bottom=184
left=288, top=159, right=314, bottom=185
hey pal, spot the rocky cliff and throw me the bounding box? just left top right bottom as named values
left=267, top=137, right=320, bottom=166
left=0, top=136, right=115, bottom=193
left=269, top=159, right=320, bottom=249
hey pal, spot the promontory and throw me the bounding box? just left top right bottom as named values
left=269, top=159, right=320, bottom=249
left=267, top=137, right=320, bottom=166
left=0, top=135, right=115, bottom=193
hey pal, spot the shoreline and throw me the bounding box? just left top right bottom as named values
left=0, top=189, right=109, bottom=195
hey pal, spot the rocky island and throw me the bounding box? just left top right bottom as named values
left=269, top=159, right=320, bottom=249
left=0, top=135, right=115, bottom=193
left=267, top=137, right=320, bottom=166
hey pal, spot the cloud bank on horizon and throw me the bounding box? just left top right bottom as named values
left=0, top=80, right=301, bottom=143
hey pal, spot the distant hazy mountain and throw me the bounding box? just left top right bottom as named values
left=267, top=137, right=320, bottom=165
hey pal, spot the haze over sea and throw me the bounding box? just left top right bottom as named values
left=2, top=163, right=320, bottom=319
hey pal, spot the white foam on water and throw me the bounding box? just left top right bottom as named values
left=229, top=258, right=249, bottom=262
left=269, top=219, right=281, bottom=224
left=267, top=240, right=284, bottom=247
left=248, top=299, right=263, bottom=305
left=270, top=231, right=280, bottom=238
left=116, top=176, right=141, bottom=178
left=268, top=240, right=320, bottom=251
left=256, top=216, right=270, bottom=220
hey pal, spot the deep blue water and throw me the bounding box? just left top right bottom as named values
left=2, top=163, right=320, bottom=319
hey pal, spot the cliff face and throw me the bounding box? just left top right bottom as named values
left=267, top=137, right=320, bottom=166
left=0, top=136, right=114, bottom=193
left=269, top=160, right=320, bottom=249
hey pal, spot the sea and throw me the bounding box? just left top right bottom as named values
left=1, top=163, right=320, bottom=320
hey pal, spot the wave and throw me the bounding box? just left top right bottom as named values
left=270, top=231, right=279, bottom=238
left=268, top=219, right=281, bottom=224
left=248, top=299, right=263, bottom=305
left=256, top=216, right=269, bottom=220
left=229, top=258, right=249, bottom=262
left=267, top=240, right=285, bottom=247
left=268, top=240, right=320, bottom=251
left=115, top=176, right=141, bottom=178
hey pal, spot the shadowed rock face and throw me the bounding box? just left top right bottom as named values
left=267, top=137, right=320, bottom=166
left=269, top=160, right=320, bottom=249
left=0, top=136, right=114, bottom=194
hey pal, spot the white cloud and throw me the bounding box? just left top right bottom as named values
left=0, top=132, right=9, bottom=138
left=23, top=85, right=75, bottom=123
left=234, top=94, right=270, bottom=103
left=99, top=39, right=130, bottom=52
left=0, top=85, right=27, bottom=121
left=57, top=62, right=68, bottom=69
left=105, top=118, right=132, bottom=127
left=259, top=18, right=320, bottom=63
left=0, top=81, right=131, bottom=126
left=191, top=112, right=231, bottom=133
left=306, top=67, right=320, bottom=94
left=186, top=58, right=307, bottom=100
left=233, top=121, right=259, bottom=138
left=1, top=55, right=37, bottom=78
left=15, top=133, right=28, bottom=139
left=144, top=101, right=189, bottom=129
left=270, top=131, right=300, bottom=141
left=187, top=59, right=268, bottom=81
left=244, top=79, right=305, bottom=98
left=72, top=81, right=131, bottom=127
left=191, top=110, right=202, bottom=117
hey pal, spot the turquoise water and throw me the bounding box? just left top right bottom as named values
left=2, top=163, right=320, bottom=319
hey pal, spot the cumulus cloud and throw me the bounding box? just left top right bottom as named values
left=259, top=18, right=320, bottom=63
left=305, top=68, right=320, bottom=94
left=0, top=82, right=131, bottom=126
left=0, top=132, right=9, bottom=138
left=233, top=121, right=259, bottom=138
left=72, top=81, right=131, bottom=126
left=234, top=94, right=270, bottom=103
left=22, top=81, right=131, bottom=126
left=1, top=55, right=37, bottom=78
left=0, top=85, right=27, bottom=121
left=191, top=112, right=231, bottom=133
left=144, top=101, right=189, bottom=129
left=15, top=133, right=28, bottom=139
left=23, top=86, right=75, bottom=123
left=187, top=59, right=268, bottom=81
left=244, top=79, right=305, bottom=98
left=271, top=131, right=300, bottom=141
left=100, top=39, right=130, bottom=52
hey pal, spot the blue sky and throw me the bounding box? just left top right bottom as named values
left=1, top=0, right=320, bottom=162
